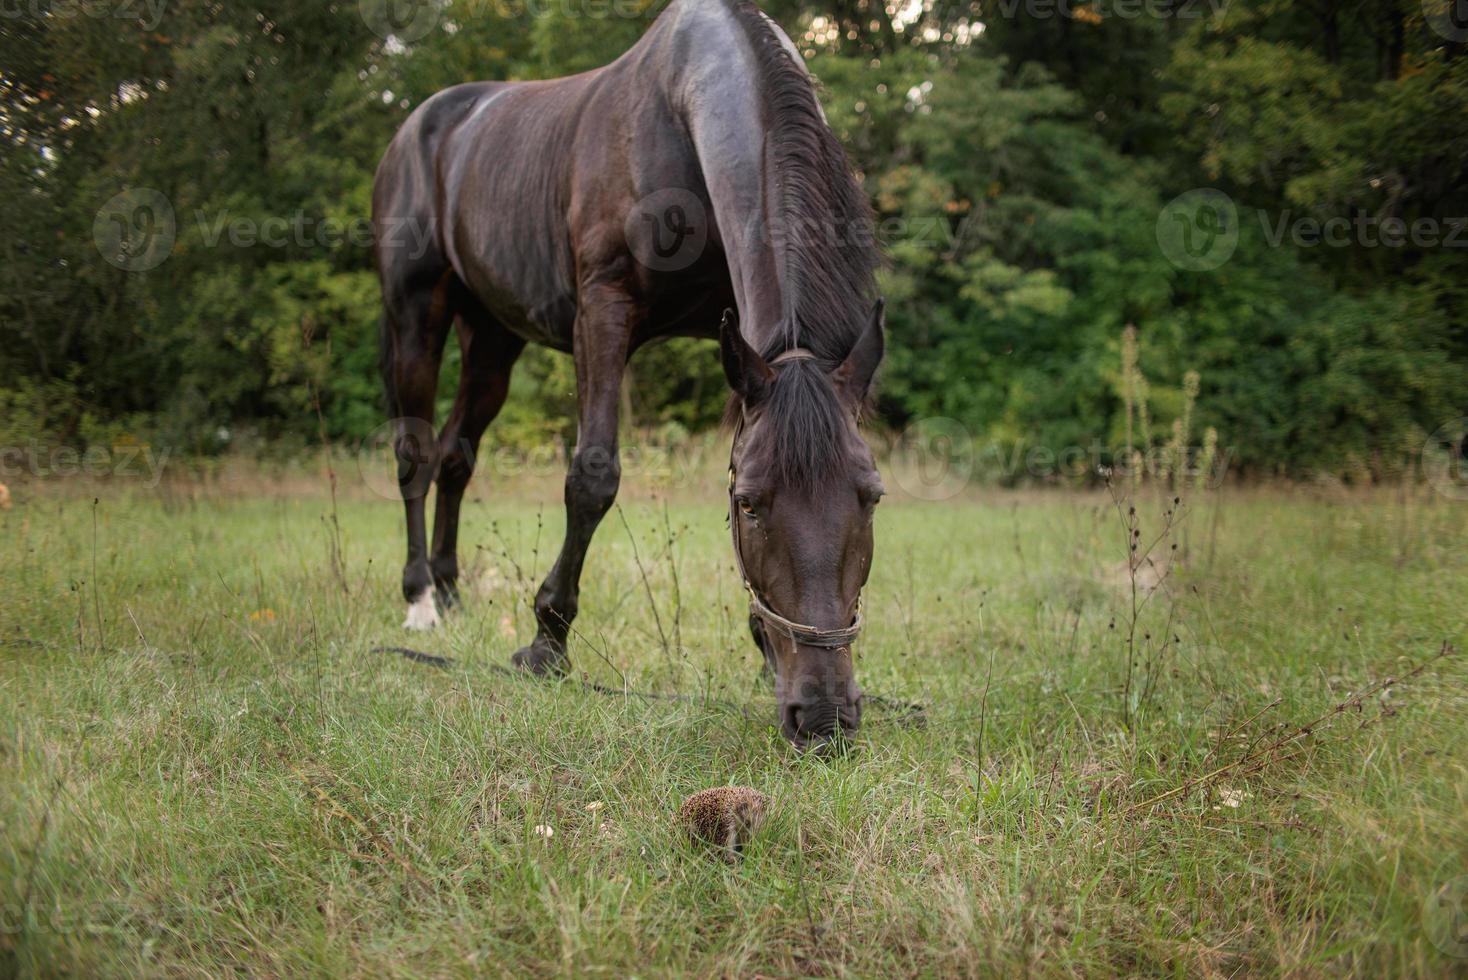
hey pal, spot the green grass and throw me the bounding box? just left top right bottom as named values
left=1, top=470, right=1465, bottom=976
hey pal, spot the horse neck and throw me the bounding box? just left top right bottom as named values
left=648, top=0, right=796, bottom=353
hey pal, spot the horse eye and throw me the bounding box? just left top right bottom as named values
left=738, top=497, right=757, bottom=517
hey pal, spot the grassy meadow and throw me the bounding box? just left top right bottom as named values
left=1, top=460, right=1465, bottom=976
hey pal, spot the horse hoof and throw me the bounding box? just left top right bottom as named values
left=511, top=641, right=569, bottom=676
left=402, top=589, right=441, bottom=631
left=434, top=583, right=460, bottom=612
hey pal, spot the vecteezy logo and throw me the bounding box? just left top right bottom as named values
left=357, top=417, right=440, bottom=501
left=1422, top=418, right=1468, bottom=500
left=650, top=205, right=693, bottom=258
left=889, top=417, right=974, bottom=501
left=359, top=0, right=441, bottom=43
left=1423, top=0, right=1468, bottom=41
left=1424, top=874, right=1468, bottom=959
left=92, top=188, right=176, bottom=271
left=624, top=189, right=708, bottom=272
left=1156, top=188, right=1239, bottom=272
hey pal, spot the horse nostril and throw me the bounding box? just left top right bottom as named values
left=800, top=704, right=840, bottom=738
left=783, top=702, right=848, bottom=746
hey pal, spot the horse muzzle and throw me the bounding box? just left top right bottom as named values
left=780, top=688, right=862, bottom=752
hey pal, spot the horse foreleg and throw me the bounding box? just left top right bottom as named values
left=513, top=284, right=639, bottom=675
left=749, top=612, right=776, bottom=682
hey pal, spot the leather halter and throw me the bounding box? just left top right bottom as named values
left=727, top=348, right=864, bottom=650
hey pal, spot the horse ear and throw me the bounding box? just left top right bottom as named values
left=719, top=308, right=773, bottom=404
left=832, top=298, right=885, bottom=404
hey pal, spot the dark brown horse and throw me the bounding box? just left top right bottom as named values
left=372, top=0, right=885, bottom=749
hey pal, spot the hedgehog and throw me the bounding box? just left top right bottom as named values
left=677, top=787, right=770, bottom=861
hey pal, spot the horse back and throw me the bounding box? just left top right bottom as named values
left=374, top=1, right=770, bottom=351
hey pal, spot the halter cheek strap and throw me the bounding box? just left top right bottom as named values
left=727, top=349, right=864, bottom=650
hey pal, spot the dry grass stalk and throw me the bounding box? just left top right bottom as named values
left=1126, top=641, right=1455, bottom=814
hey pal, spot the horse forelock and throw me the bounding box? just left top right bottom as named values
left=724, top=360, right=852, bottom=494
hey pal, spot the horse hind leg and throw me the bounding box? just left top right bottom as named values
left=429, top=302, right=525, bottom=609
left=381, top=268, right=457, bottom=631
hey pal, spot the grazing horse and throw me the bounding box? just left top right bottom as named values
left=372, top=0, right=885, bottom=748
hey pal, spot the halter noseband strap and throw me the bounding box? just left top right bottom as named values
left=767, top=348, right=820, bottom=366
left=727, top=347, right=864, bottom=651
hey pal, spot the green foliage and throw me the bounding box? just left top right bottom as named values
left=1, top=0, right=1463, bottom=477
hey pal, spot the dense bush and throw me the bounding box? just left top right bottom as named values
left=1, top=0, right=1462, bottom=479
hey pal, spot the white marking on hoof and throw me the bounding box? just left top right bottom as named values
left=402, top=589, right=441, bottom=631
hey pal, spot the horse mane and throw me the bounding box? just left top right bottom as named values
left=721, top=0, right=880, bottom=491
left=725, top=0, right=879, bottom=361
